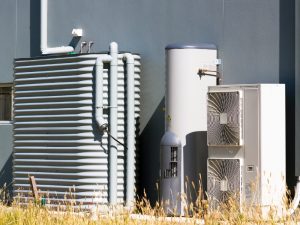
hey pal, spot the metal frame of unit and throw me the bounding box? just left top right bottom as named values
left=207, top=84, right=286, bottom=209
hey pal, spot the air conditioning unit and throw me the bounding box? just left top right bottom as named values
left=207, top=84, right=286, bottom=209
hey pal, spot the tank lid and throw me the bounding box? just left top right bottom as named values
left=160, top=131, right=181, bottom=146
left=165, top=43, right=216, bottom=50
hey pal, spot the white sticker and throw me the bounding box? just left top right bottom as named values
left=220, top=113, right=228, bottom=125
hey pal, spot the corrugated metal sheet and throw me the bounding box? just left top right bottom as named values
left=13, top=54, right=141, bottom=206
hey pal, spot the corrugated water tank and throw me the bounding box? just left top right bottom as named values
left=13, top=53, right=141, bottom=207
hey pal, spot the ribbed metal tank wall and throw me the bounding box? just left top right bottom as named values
left=13, top=53, right=141, bottom=206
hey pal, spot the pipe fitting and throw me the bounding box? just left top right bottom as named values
left=80, top=42, right=87, bottom=53
left=123, top=53, right=134, bottom=64
left=95, top=55, right=112, bottom=131
left=40, top=0, right=74, bottom=54
left=88, top=41, right=94, bottom=53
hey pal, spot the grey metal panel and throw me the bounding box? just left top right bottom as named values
left=13, top=53, right=141, bottom=206
left=0, top=124, right=13, bottom=191
left=222, top=0, right=279, bottom=84
left=0, top=0, right=16, bottom=83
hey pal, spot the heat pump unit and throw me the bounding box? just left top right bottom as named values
left=207, top=84, right=285, bottom=209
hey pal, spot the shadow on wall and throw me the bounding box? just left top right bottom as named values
left=279, top=0, right=296, bottom=190
left=184, top=131, right=208, bottom=204
left=30, top=0, right=41, bottom=57
left=137, top=102, right=208, bottom=205
left=0, top=154, right=13, bottom=201
left=137, top=98, right=164, bottom=205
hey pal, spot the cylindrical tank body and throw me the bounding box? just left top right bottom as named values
left=160, top=44, right=217, bottom=215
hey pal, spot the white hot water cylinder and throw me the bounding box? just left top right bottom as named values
left=160, top=43, right=218, bottom=215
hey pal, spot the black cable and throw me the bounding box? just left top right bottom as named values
left=99, top=141, right=109, bottom=154
left=100, top=138, right=127, bottom=159
left=104, top=127, right=127, bottom=149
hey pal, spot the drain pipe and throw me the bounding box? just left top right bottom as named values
left=288, top=177, right=300, bottom=215
left=95, top=55, right=112, bottom=130
left=123, top=53, right=135, bottom=207
left=109, top=42, right=119, bottom=204
left=40, top=0, right=74, bottom=54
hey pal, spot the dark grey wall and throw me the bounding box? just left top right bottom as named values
left=296, top=0, right=300, bottom=178
left=279, top=0, right=296, bottom=187
left=0, top=0, right=16, bottom=197
left=0, top=125, right=13, bottom=191
left=1, top=0, right=298, bottom=203
left=0, top=0, right=16, bottom=83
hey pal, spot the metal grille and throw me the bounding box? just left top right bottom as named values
left=13, top=54, right=141, bottom=206
left=207, top=158, right=241, bottom=207
left=207, top=91, right=242, bottom=146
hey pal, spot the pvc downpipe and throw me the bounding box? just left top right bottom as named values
left=288, top=177, right=300, bottom=215
left=95, top=55, right=112, bottom=130
left=123, top=53, right=135, bottom=206
left=109, top=42, right=118, bottom=204
left=40, top=0, right=74, bottom=54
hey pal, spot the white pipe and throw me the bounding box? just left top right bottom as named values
left=40, top=0, right=74, bottom=54
left=123, top=53, right=135, bottom=207
left=95, top=55, right=112, bottom=130
left=109, top=42, right=118, bottom=204
left=288, top=177, right=300, bottom=215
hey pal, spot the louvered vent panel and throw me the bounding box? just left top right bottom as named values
left=207, top=158, right=241, bottom=208
left=207, top=91, right=242, bottom=146
left=13, top=54, right=141, bottom=206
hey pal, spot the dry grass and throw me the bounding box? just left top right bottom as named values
left=0, top=185, right=299, bottom=224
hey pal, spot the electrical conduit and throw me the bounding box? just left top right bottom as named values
left=123, top=53, right=135, bottom=207
left=40, top=0, right=74, bottom=54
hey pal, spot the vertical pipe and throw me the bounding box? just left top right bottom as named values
left=109, top=42, right=118, bottom=204
left=40, top=0, right=48, bottom=52
left=95, top=55, right=112, bottom=130
left=123, top=53, right=135, bottom=206
left=40, top=0, right=74, bottom=54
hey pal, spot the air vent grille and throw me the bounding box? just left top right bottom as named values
left=207, top=91, right=242, bottom=146
left=207, top=158, right=241, bottom=207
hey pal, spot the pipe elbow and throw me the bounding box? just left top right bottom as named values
left=40, top=42, right=48, bottom=54
left=40, top=0, right=74, bottom=55
left=96, top=55, right=112, bottom=65
left=123, top=53, right=134, bottom=64
left=41, top=47, right=47, bottom=55
left=95, top=115, right=108, bottom=130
